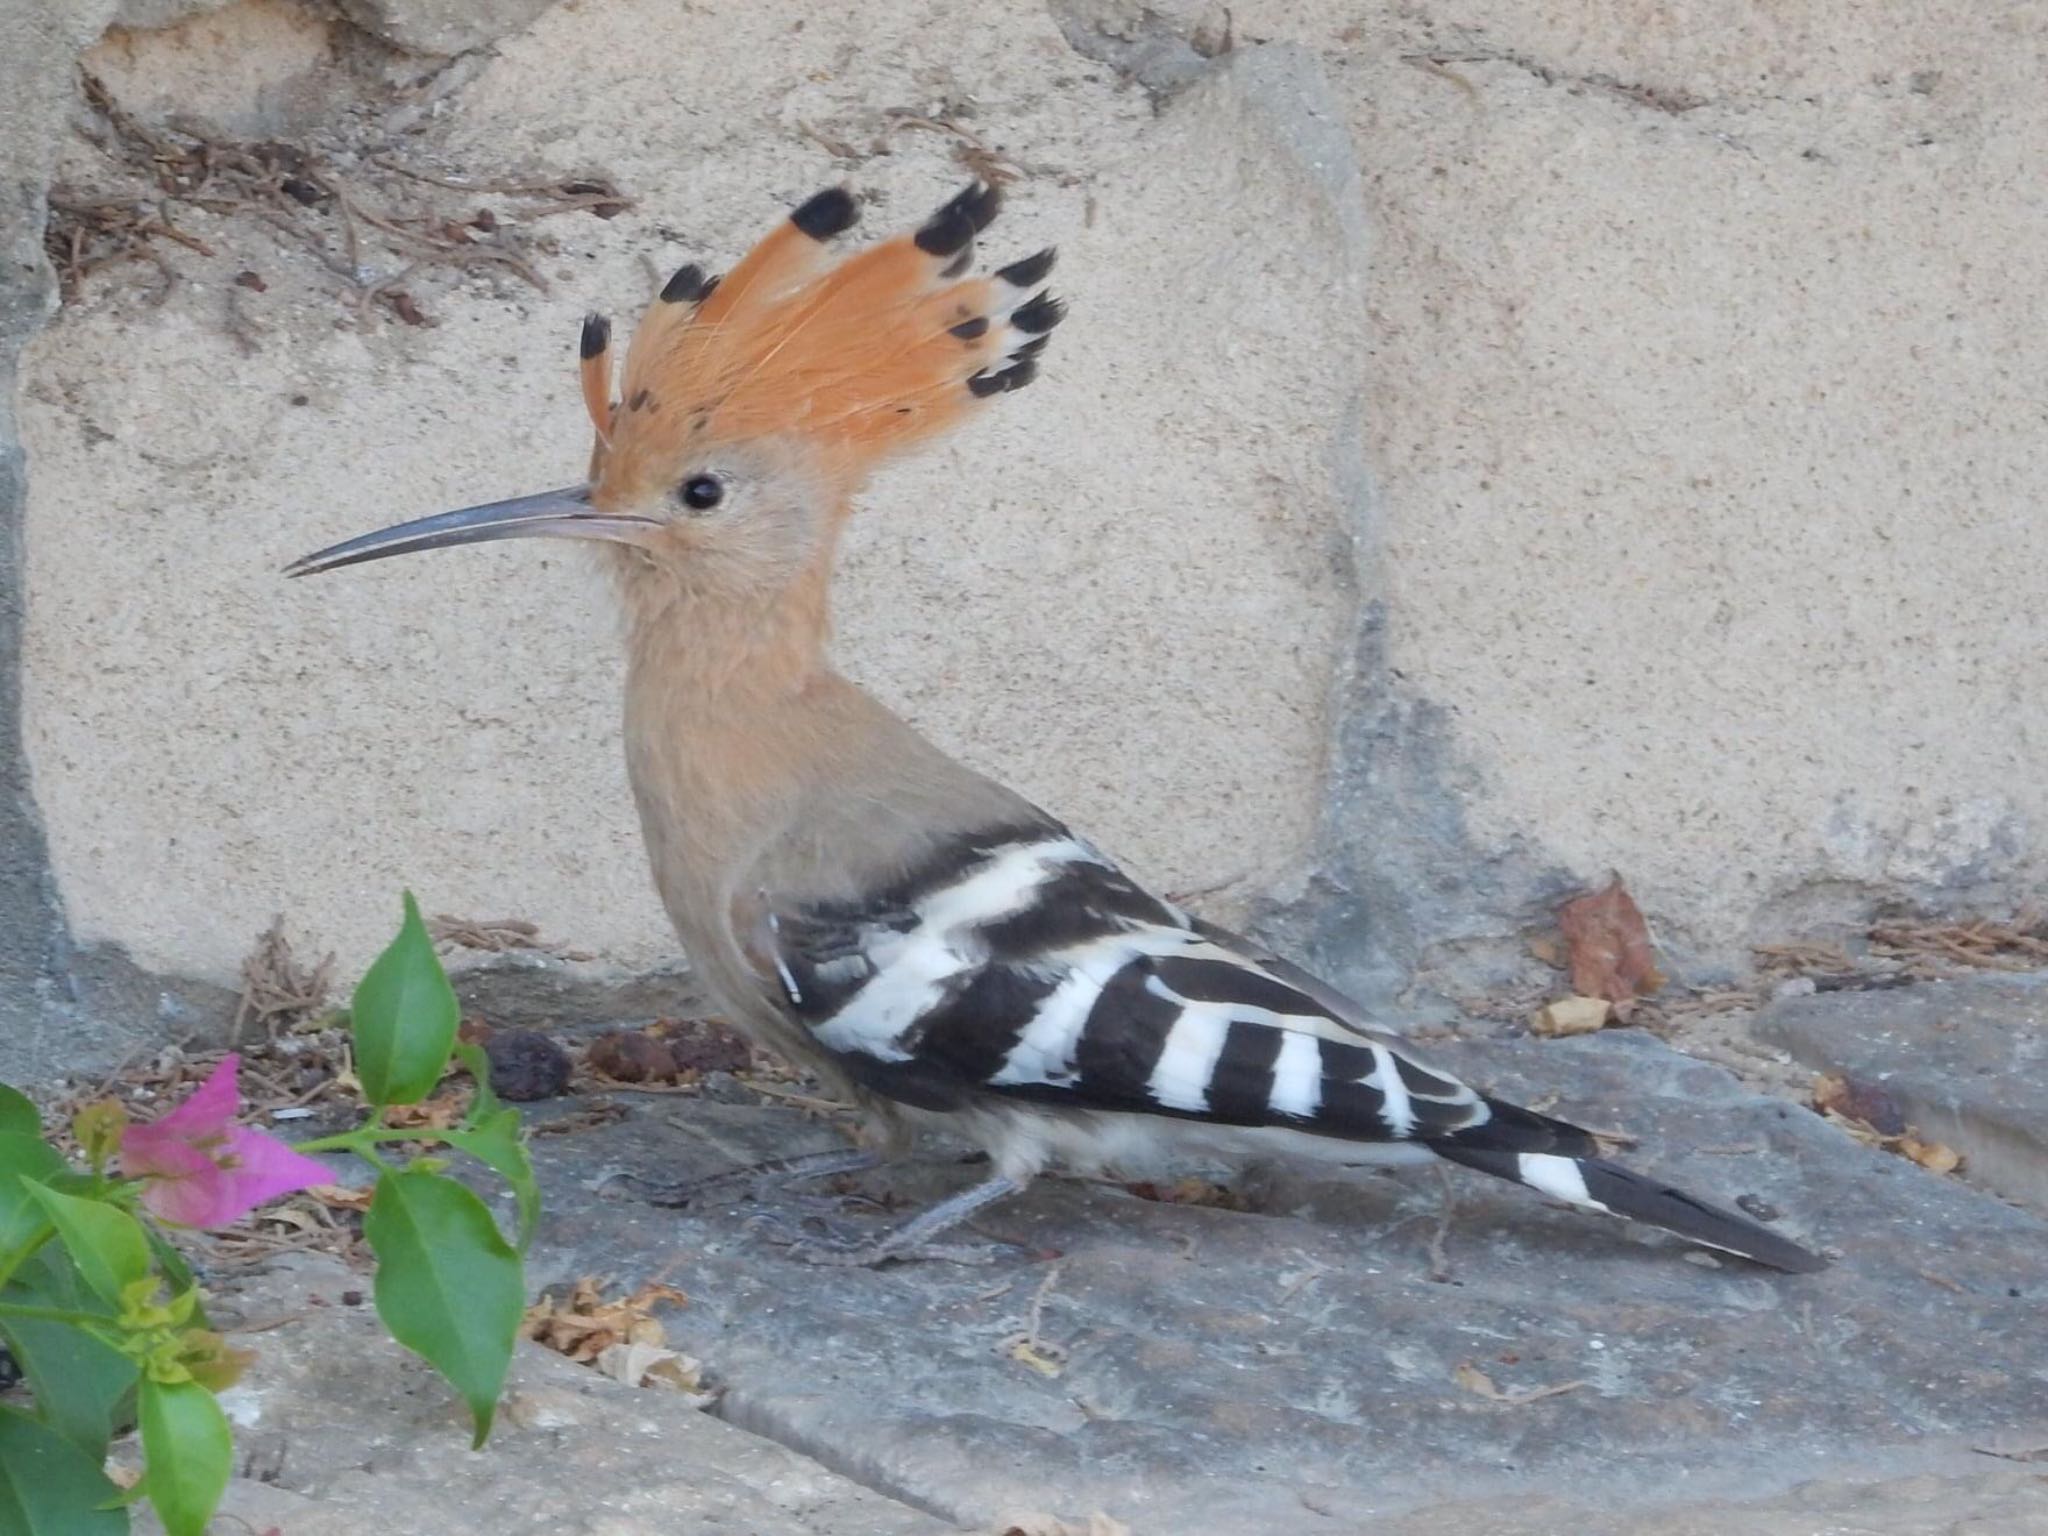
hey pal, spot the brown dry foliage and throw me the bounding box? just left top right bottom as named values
left=1558, top=876, right=1665, bottom=1019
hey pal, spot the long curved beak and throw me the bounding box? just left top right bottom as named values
left=283, top=485, right=658, bottom=577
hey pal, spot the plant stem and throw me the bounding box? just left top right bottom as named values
left=293, top=1128, right=458, bottom=1156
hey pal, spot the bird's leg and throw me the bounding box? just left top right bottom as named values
left=602, top=1146, right=884, bottom=1210
left=754, top=1174, right=1026, bottom=1267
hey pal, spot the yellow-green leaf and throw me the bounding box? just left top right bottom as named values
left=25, top=1184, right=148, bottom=1308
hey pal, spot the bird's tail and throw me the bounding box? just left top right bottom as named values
left=1431, top=1105, right=1826, bottom=1274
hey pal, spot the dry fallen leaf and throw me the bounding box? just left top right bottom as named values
left=1558, top=877, right=1665, bottom=1019
left=593, top=1340, right=717, bottom=1405
left=1531, top=995, right=1611, bottom=1038
left=523, top=1277, right=688, bottom=1363
left=380, top=1092, right=468, bottom=1132
left=1811, top=1072, right=1908, bottom=1137
left=1452, top=1361, right=1589, bottom=1406
left=253, top=1206, right=322, bottom=1234
left=1899, top=1135, right=1963, bottom=1175
left=306, top=1183, right=373, bottom=1213
left=1811, top=1075, right=1964, bottom=1175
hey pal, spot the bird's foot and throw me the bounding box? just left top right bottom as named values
left=747, top=1210, right=1018, bottom=1267
left=747, top=1173, right=1028, bottom=1268
left=599, top=1146, right=882, bottom=1210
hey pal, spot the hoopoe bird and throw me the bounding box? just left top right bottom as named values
left=289, top=183, right=1823, bottom=1274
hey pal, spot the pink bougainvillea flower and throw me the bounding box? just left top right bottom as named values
left=119, top=1054, right=330, bottom=1228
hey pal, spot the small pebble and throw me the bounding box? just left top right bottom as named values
left=1736, top=1193, right=1783, bottom=1222
left=482, top=1029, right=574, bottom=1101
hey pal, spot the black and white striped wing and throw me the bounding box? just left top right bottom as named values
left=761, top=828, right=1513, bottom=1149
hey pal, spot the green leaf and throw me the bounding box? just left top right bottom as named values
left=25, top=1184, right=148, bottom=1308
left=0, top=1136, right=67, bottom=1260
left=0, top=1087, right=39, bottom=1140
left=454, top=1042, right=499, bottom=1126
left=440, top=1114, right=539, bottom=1253
left=137, top=1377, right=231, bottom=1536
left=352, top=892, right=459, bottom=1106
left=447, top=1044, right=538, bottom=1250
left=0, top=1404, right=126, bottom=1536
left=364, top=1166, right=524, bottom=1447
left=0, top=1249, right=138, bottom=1454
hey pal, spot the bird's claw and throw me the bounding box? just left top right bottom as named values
left=744, top=1210, right=1019, bottom=1268
left=601, top=1148, right=885, bottom=1211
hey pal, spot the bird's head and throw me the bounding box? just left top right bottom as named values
left=286, top=182, right=1061, bottom=598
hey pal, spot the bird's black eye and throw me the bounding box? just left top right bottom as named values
left=678, top=474, right=724, bottom=512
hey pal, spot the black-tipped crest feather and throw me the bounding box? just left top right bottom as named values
left=791, top=186, right=860, bottom=240
left=996, top=248, right=1056, bottom=288
left=660, top=263, right=712, bottom=304
left=916, top=181, right=1001, bottom=257
left=1009, top=293, right=1065, bottom=334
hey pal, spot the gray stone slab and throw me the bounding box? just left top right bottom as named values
left=1757, top=972, right=2048, bottom=1211
left=1361, top=1463, right=2048, bottom=1536
left=517, top=1031, right=2048, bottom=1534
left=144, top=1254, right=951, bottom=1536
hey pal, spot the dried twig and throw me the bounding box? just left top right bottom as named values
left=429, top=913, right=593, bottom=961
left=883, top=110, right=1027, bottom=185
left=1452, top=1361, right=1589, bottom=1405
left=997, top=1261, right=1068, bottom=1376
left=1869, top=912, right=2048, bottom=974
left=234, top=916, right=334, bottom=1044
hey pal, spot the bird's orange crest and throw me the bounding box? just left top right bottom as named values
left=576, top=183, right=1062, bottom=504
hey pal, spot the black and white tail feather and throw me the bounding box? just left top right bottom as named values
left=759, top=824, right=1824, bottom=1274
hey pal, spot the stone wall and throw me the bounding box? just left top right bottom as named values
left=4, top=0, right=2043, bottom=1074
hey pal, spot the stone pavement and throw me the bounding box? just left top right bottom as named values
left=502, top=1028, right=2047, bottom=1533
left=128, top=1007, right=2048, bottom=1534
left=151, top=1255, right=955, bottom=1536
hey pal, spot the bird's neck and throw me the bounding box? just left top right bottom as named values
left=608, top=545, right=859, bottom=887
left=612, top=547, right=834, bottom=702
